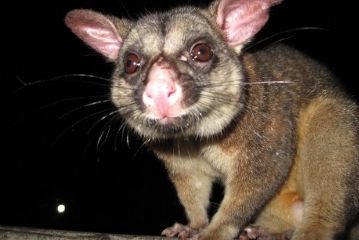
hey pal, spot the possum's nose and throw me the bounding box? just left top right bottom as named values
left=143, top=61, right=184, bottom=119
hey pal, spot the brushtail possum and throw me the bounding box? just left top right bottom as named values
left=65, top=0, right=359, bottom=239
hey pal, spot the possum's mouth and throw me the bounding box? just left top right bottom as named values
left=143, top=113, right=196, bottom=137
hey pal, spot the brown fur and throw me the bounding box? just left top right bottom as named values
left=152, top=45, right=359, bottom=239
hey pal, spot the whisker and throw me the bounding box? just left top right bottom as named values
left=200, top=92, right=239, bottom=105
left=117, top=0, right=137, bottom=20
left=87, top=110, right=119, bottom=135
left=14, top=73, right=113, bottom=93
left=132, top=135, right=152, bottom=158
left=100, top=124, right=112, bottom=148
left=196, top=80, right=291, bottom=89
left=81, top=111, right=118, bottom=160
left=112, top=84, right=136, bottom=91
left=95, top=126, right=111, bottom=162
left=107, top=102, right=140, bottom=151
left=265, top=35, right=296, bottom=47
left=16, top=75, right=28, bottom=87
left=241, top=80, right=291, bottom=85
left=126, top=131, right=131, bottom=149
left=114, top=120, right=130, bottom=152
left=51, top=108, right=114, bottom=147
left=95, top=112, right=120, bottom=161
left=113, top=102, right=139, bottom=114
left=196, top=81, right=241, bottom=88
left=49, top=99, right=112, bottom=129
left=245, top=26, right=331, bottom=52
left=15, top=96, right=110, bottom=126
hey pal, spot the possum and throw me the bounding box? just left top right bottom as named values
left=65, top=0, right=359, bottom=239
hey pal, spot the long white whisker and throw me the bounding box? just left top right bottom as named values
left=87, top=110, right=119, bottom=135
left=95, top=113, right=120, bottom=161
left=241, top=80, right=291, bottom=85
left=245, top=27, right=330, bottom=52
left=48, top=100, right=112, bottom=129
left=51, top=109, right=114, bottom=147
left=14, top=73, right=113, bottom=93
left=14, top=96, right=110, bottom=126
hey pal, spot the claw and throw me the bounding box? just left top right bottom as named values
left=238, top=226, right=293, bottom=240
left=162, top=223, right=199, bottom=239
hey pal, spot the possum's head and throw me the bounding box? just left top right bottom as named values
left=65, top=0, right=282, bottom=139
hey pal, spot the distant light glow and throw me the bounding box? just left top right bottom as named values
left=57, top=204, right=66, bottom=214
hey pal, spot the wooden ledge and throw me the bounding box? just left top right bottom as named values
left=0, top=225, right=175, bottom=240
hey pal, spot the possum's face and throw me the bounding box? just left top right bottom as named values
left=111, top=8, right=243, bottom=139
left=65, top=0, right=281, bottom=139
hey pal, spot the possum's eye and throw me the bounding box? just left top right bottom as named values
left=125, top=53, right=141, bottom=74
left=190, top=43, right=213, bottom=62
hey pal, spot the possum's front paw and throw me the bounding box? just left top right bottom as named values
left=239, top=226, right=293, bottom=240
left=162, top=222, right=200, bottom=239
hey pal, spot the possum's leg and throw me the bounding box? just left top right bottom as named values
left=292, top=96, right=359, bottom=240
left=248, top=154, right=303, bottom=237
left=240, top=190, right=301, bottom=240
left=253, top=177, right=303, bottom=234
left=160, top=156, right=215, bottom=238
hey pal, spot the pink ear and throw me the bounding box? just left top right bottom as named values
left=65, top=9, right=123, bottom=61
left=216, top=0, right=282, bottom=46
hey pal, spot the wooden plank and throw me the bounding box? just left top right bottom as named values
left=0, top=226, right=175, bottom=240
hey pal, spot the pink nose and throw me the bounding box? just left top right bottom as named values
left=142, top=62, right=183, bottom=119
left=144, top=78, right=177, bottom=100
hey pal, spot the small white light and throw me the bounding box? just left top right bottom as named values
left=57, top=204, right=66, bottom=214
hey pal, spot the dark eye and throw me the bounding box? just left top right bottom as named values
left=190, top=43, right=213, bottom=62
left=125, top=53, right=141, bottom=74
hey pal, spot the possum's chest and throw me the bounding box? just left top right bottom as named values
left=199, top=143, right=241, bottom=178
left=154, top=140, right=240, bottom=180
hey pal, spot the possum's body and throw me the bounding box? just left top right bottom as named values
left=65, top=0, right=359, bottom=239
left=154, top=45, right=359, bottom=239
left=240, top=46, right=359, bottom=239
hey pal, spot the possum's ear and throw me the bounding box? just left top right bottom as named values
left=65, top=9, right=131, bottom=61
left=211, top=0, right=282, bottom=48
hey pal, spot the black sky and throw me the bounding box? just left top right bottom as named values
left=3, top=0, right=358, bottom=236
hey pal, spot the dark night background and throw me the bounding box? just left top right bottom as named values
left=3, top=0, right=358, bottom=237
